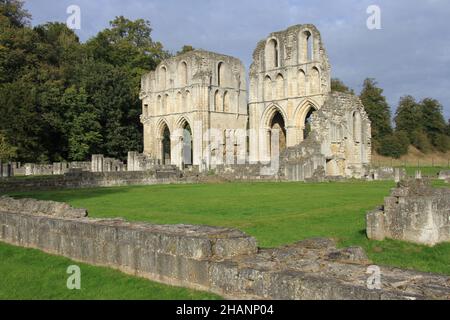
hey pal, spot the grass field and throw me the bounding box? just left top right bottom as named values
left=6, top=180, right=450, bottom=277
left=0, top=241, right=220, bottom=300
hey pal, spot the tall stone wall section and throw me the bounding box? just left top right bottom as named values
left=367, top=179, right=450, bottom=246
left=1, top=196, right=449, bottom=300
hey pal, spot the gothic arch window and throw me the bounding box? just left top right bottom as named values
left=276, top=74, right=284, bottom=100
left=223, top=91, right=230, bottom=113
left=185, top=91, right=192, bottom=111
left=160, top=66, right=167, bottom=90
left=298, top=69, right=306, bottom=96
left=310, top=67, right=320, bottom=95
left=353, top=111, right=362, bottom=143
left=266, top=39, right=279, bottom=69
left=214, top=90, right=221, bottom=112
left=163, top=94, right=169, bottom=113
left=218, top=62, right=226, bottom=87
left=179, top=61, right=188, bottom=87
left=299, top=31, right=313, bottom=63
left=157, top=95, right=162, bottom=114
left=264, top=76, right=272, bottom=101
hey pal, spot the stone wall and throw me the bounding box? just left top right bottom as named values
left=1, top=196, right=449, bottom=300
left=366, top=179, right=450, bottom=246
left=439, top=170, right=450, bottom=180
left=368, top=167, right=407, bottom=182
left=0, top=168, right=182, bottom=193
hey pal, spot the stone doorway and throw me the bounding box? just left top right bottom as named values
left=162, top=125, right=171, bottom=165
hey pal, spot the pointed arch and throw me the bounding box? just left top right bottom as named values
left=261, top=104, right=288, bottom=128
left=214, top=90, right=222, bottom=112
left=223, top=91, right=230, bottom=113
left=293, top=99, right=320, bottom=128
left=266, top=38, right=279, bottom=69
left=264, top=75, right=272, bottom=101
left=298, top=69, right=306, bottom=96
left=310, top=66, right=321, bottom=95
left=353, top=110, right=362, bottom=143
left=159, top=65, right=167, bottom=90
left=275, top=73, right=284, bottom=99
left=299, top=30, right=313, bottom=63
left=178, top=61, right=188, bottom=87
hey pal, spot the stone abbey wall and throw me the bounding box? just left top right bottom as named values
left=1, top=196, right=449, bottom=300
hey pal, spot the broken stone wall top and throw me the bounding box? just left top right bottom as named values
left=367, top=179, right=450, bottom=246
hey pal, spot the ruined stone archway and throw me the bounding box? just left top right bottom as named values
left=269, top=110, right=287, bottom=158
left=161, top=124, right=171, bottom=165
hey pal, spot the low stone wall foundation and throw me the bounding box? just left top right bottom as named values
left=1, top=196, right=449, bottom=300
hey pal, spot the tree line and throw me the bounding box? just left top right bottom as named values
left=1, top=0, right=449, bottom=163
left=0, top=0, right=169, bottom=162
left=332, top=78, right=450, bottom=158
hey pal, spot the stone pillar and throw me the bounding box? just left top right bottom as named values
left=415, top=170, right=422, bottom=180
left=127, top=151, right=139, bottom=172
left=394, top=168, right=400, bottom=183
left=91, top=155, right=104, bottom=172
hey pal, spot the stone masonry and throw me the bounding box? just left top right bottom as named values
left=366, top=179, right=450, bottom=246
left=1, top=196, right=449, bottom=300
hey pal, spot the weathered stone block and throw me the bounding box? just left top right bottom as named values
left=367, top=179, right=450, bottom=246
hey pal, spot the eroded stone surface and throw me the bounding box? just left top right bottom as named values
left=1, top=198, right=449, bottom=300
left=367, top=179, right=450, bottom=246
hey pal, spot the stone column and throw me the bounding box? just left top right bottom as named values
left=415, top=170, right=422, bottom=180
left=91, top=155, right=104, bottom=172
left=128, top=151, right=139, bottom=172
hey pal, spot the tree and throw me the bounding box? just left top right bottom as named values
left=0, top=131, right=17, bottom=161
left=420, top=98, right=448, bottom=151
left=0, top=0, right=30, bottom=27
left=177, top=45, right=195, bottom=55
left=360, top=78, right=393, bottom=152
left=378, top=131, right=409, bottom=158
left=331, top=78, right=354, bottom=94
left=61, top=87, right=102, bottom=161
left=394, top=95, right=422, bottom=145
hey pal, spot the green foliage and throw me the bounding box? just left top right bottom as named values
left=330, top=78, right=354, bottom=94
left=177, top=45, right=195, bottom=55
left=421, top=98, right=448, bottom=149
left=11, top=181, right=450, bottom=276
left=0, top=5, right=168, bottom=162
left=0, top=0, right=30, bottom=27
left=359, top=78, right=393, bottom=154
left=0, top=131, right=17, bottom=160
left=378, top=131, right=409, bottom=158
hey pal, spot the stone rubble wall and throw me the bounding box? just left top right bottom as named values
left=0, top=196, right=449, bottom=300
left=368, top=167, right=407, bottom=181
left=0, top=169, right=184, bottom=193
left=439, top=170, right=450, bottom=180
left=367, top=179, right=450, bottom=246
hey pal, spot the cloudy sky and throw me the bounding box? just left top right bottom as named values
left=24, top=0, right=450, bottom=119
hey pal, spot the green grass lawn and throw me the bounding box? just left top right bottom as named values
left=0, top=241, right=220, bottom=300
left=402, top=166, right=447, bottom=177
left=7, top=180, right=450, bottom=278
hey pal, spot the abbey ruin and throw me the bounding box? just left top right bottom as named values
left=139, top=24, right=372, bottom=180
